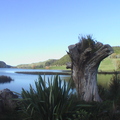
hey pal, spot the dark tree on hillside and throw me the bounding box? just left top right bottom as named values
left=67, top=35, right=113, bottom=102
left=45, top=62, right=51, bottom=66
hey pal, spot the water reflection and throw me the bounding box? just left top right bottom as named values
left=0, top=68, right=71, bottom=93
left=0, top=68, right=117, bottom=93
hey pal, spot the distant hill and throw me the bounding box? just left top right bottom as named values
left=0, top=61, right=7, bottom=68
left=17, top=59, right=58, bottom=69
left=0, top=61, right=12, bottom=68
left=16, top=55, right=71, bottom=69
left=51, top=54, right=71, bottom=66
left=112, top=46, right=120, bottom=54
left=16, top=46, right=120, bottom=69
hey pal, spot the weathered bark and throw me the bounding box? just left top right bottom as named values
left=67, top=36, right=113, bottom=102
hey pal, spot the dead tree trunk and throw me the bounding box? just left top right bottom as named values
left=67, top=36, right=113, bottom=102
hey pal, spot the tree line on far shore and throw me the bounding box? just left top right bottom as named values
left=17, top=46, right=120, bottom=69
left=17, top=54, right=71, bottom=69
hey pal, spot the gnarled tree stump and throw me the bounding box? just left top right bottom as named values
left=67, top=36, right=113, bottom=102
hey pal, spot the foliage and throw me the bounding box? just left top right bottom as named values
left=108, top=74, right=120, bottom=101
left=72, top=74, right=120, bottom=120
left=112, top=46, right=120, bottom=54
left=16, top=45, right=120, bottom=70
left=78, top=75, right=120, bottom=120
left=45, top=61, right=51, bottom=66
left=97, top=74, right=120, bottom=119
left=0, top=75, right=13, bottom=83
left=49, top=65, right=67, bottom=70
left=45, top=59, right=57, bottom=66
left=0, top=111, right=22, bottom=120
left=98, top=84, right=108, bottom=100
left=98, top=58, right=116, bottom=71
left=19, top=75, right=87, bottom=120
left=2, top=74, right=120, bottom=120
left=69, top=110, right=91, bottom=120
left=52, top=54, right=71, bottom=66
left=17, top=59, right=57, bottom=69
left=77, top=35, right=98, bottom=53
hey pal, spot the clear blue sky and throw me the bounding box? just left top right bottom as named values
left=0, top=0, right=120, bottom=66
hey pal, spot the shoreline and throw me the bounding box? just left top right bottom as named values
left=15, top=71, right=120, bottom=75
left=15, top=71, right=71, bottom=75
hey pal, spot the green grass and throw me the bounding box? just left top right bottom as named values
left=99, top=58, right=120, bottom=71
left=61, top=74, right=116, bottom=89
left=19, top=75, right=86, bottom=120
left=113, top=46, right=120, bottom=54
left=47, top=58, right=120, bottom=72
left=46, top=58, right=120, bottom=89
left=98, top=58, right=115, bottom=71
left=49, top=65, right=67, bottom=70
left=17, top=74, right=120, bottom=119
left=47, top=58, right=120, bottom=89
left=49, top=58, right=115, bottom=71
left=97, top=74, right=113, bottom=88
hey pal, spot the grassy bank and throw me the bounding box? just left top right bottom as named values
left=98, top=58, right=120, bottom=71
left=47, top=65, right=67, bottom=70
left=97, top=74, right=113, bottom=88
left=48, top=58, right=120, bottom=71
left=16, top=71, right=71, bottom=75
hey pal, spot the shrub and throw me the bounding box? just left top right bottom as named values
left=0, top=75, right=13, bottom=84
left=18, top=74, right=120, bottom=120
left=19, top=75, right=84, bottom=120
left=108, top=74, right=120, bottom=101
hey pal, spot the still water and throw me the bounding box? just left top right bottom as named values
left=0, top=68, right=70, bottom=93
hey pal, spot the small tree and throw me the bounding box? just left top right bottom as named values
left=67, top=35, right=113, bottom=102
left=45, top=61, right=51, bottom=66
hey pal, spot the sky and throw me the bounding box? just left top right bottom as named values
left=0, top=0, right=120, bottom=66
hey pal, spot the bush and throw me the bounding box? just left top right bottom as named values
left=17, top=74, right=120, bottom=120
left=19, top=75, right=85, bottom=120
left=0, top=75, right=13, bottom=84
left=108, top=74, right=120, bottom=101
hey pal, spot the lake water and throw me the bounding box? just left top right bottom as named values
left=0, top=68, right=116, bottom=94
left=0, top=68, right=71, bottom=94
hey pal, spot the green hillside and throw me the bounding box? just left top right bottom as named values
left=17, top=46, right=120, bottom=70
left=17, top=54, right=71, bottom=69
left=52, top=54, right=71, bottom=66
left=98, top=58, right=116, bottom=71
left=112, top=46, right=120, bottom=54
left=96, top=46, right=120, bottom=71
left=17, top=59, right=57, bottom=69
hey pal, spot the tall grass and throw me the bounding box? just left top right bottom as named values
left=19, top=75, right=86, bottom=120
left=108, top=74, right=120, bottom=101
left=16, top=74, right=120, bottom=120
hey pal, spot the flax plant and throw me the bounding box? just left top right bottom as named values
left=20, top=75, right=79, bottom=120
